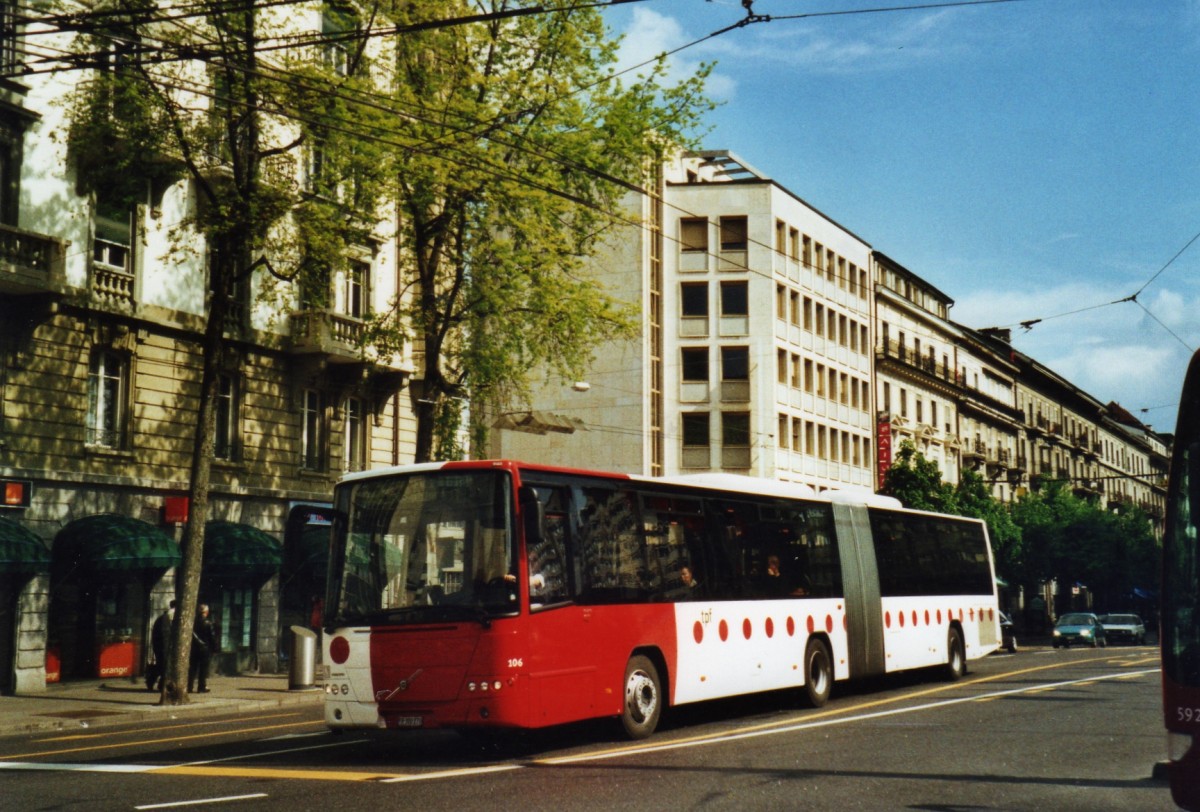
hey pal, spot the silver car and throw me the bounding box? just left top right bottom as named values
left=1097, top=613, right=1146, bottom=645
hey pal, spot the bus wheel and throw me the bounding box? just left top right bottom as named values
left=621, top=655, right=662, bottom=740
left=945, top=627, right=966, bottom=681
left=803, top=639, right=833, bottom=708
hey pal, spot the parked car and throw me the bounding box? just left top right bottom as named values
left=1097, top=613, right=1146, bottom=645
left=999, top=610, right=1017, bottom=653
left=1052, top=612, right=1107, bottom=648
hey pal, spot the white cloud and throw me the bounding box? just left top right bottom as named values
left=615, top=9, right=737, bottom=99
left=953, top=282, right=1197, bottom=424
left=724, top=9, right=965, bottom=75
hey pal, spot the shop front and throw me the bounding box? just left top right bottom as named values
left=0, top=516, right=51, bottom=694
left=200, top=521, right=282, bottom=675
left=280, top=505, right=333, bottom=674
left=48, top=514, right=180, bottom=682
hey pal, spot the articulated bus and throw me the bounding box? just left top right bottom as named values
left=1163, top=349, right=1200, bottom=810
left=320, top=460, right=1000, bottom=739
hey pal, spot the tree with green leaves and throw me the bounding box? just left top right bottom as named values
left=63, top=0, right=395, bottom=703
left=879, top=441, right=958, bottom=513
left=1010, top=480, right=1158, bottom=613
left=373, top=1, right=713, bottom=460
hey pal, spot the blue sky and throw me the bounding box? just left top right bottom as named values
left=602, top=0, right=1200, bottom=435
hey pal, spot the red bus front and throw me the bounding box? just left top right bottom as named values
left=320, top=461, right=673, bottom=733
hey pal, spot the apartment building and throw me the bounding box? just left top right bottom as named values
left=873, top=252, right=963, bottom=488
left=0, top=6, right=415, bottom=692
left=984, top=332, right=1168, bottom=523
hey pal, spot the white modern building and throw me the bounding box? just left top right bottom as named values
left=491, top=151, right=877, bottom=493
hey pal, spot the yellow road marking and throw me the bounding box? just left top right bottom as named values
left=32, top=712, right=304, bottom=744
left=157, top=765, right=401, bottom=782
left=4, top=720, right=323, bottom=761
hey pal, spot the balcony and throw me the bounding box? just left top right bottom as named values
left=0, top=223, right=68, bottom=297
left=876, top=340, right=956, bottom=385
left=289, top=309, right=367, bottom=362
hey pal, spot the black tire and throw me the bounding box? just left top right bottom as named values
left=1096, top=636, right=1106, bottom=648
left=1006, top=637, right=1017, bottom=654
left=621, top=655, right=662, bottom=740
left=803, top=639, right=833, bottom=707
left=945, top=627, right=966, bottom=681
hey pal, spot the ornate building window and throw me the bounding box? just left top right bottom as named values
left=86, top=349, right=127, bottom=448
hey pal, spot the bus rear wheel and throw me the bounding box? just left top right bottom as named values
left=621, top=655, right=662, bottom=740
left=945, top=627, right=966, bottom=681
left=803, top=639, right=833, bottom=707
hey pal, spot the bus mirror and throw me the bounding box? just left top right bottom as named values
left=520, top=486, right=545, bottom=546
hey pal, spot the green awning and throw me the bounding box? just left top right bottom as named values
left=0, top=516, right=50, bottom=575
left=54, top=514, right=181, bottom=573
left=203, top=521, right=282, bottom=578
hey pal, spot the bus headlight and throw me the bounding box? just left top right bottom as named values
left=467, top=680, right=503, bottom=693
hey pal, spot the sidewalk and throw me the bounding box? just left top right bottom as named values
left=0, top=673, right=324, bottom=736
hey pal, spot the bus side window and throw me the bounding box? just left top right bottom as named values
left=525, top=486, right=571, bottom=607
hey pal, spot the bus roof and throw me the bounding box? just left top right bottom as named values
left=337, top=460, right=908, bottom=509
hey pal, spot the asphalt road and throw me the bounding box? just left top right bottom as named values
left=0, top=645, right=1172, bottom=811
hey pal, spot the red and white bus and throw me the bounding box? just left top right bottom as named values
left=320, top=460, right=1001, bottom=738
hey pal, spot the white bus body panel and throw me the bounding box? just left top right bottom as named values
left=672, top=599, right=848, bottom=705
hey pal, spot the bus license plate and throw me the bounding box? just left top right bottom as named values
left=393, top=716, right=423, bottom=729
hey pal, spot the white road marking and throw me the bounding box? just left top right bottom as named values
left=134, top=794, right=268, bottom=809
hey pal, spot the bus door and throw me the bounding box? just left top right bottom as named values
left=520, top=483, right=598, bottom=726
left=832, top=503, right=885, bottom=679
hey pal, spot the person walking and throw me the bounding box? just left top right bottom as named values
left=189, top=603, right=217, bottom=693
left=146, top=600, right=174, bottom=692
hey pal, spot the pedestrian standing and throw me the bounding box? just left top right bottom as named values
left=189, top=603, right=217, bottom=693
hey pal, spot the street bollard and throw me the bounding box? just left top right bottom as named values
left=288, top=625, right=319, bottom=691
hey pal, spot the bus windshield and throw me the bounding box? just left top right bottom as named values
left=328, top=469, right=517, bottom=626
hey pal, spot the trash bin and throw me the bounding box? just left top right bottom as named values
left=289, top=625, right=318, bottom=691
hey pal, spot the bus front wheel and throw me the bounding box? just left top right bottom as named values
left=803, top=639, right=833, bottom=707
left=621, top=655, right=662, bottom=740
left=945, top=627, right=966, bottom=681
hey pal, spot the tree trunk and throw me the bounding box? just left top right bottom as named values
left=160, top=255, right=233, bottom=705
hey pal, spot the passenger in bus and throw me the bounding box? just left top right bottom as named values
left=763, top=555, right=809, bottom=597
left=766, top=555, right=782, bottom=578
left=680, top=566, right=703, bottom=595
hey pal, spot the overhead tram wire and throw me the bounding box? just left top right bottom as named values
left=982, top=222, right=1200, bottom=353
left=11, top=7, right=789, bottom=281
left=768, top=0, right=1032, bottom=24
left=6, top=0, right=655, bottom=70
left=7, top=0, right=916, bottom=299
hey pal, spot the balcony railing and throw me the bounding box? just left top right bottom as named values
left=876, top=340, right=956, bottom=384
left=290, top=309, right=367, bottom=361
left=92, top=262, right=135, bottom=304
left=0, top=223, right=68, bottom=296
